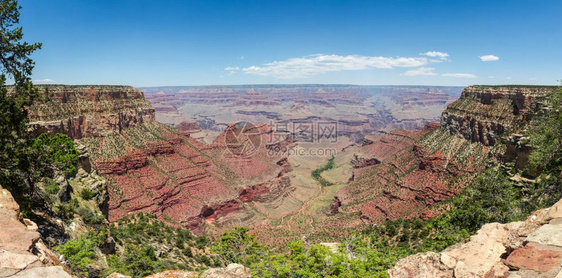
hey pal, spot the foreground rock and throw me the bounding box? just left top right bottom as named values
left=0, top=185, right=73, bottom=278
left=201, top=263, right=251, bottom=278
left=389, top=198, right=562, bottom=278
left=145, top=270, right=199, bottom=278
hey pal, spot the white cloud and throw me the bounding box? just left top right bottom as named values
left=488, top=76, right=494, bottom=79
left=239, top=56, right=245, bottom=60
left=224, top=67, right=240, bottom=71
left=33, top=78, right=54, bottom=83
left=479, top=55, right=499, bottom=62
left=403, top=67, right=437, bottom=76
left=241, top=54, right=430, bottom=79
left=421, top=51, right=449, bottom=59
left=442, top=73, right=477, bottom=78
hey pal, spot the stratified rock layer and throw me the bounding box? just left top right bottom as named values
left=441, top=86, right=553, bottom=146
left=26, top=85, right=292, bottom=235
left=337, top=123, right=488, bottom=224
left=79, top=120, right=291, bottom=234
left=27, top=85, right=155, bottom=139
left=339, top=86, right=554, bottom=226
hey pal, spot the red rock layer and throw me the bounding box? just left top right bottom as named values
left=82, top=121, right=293, bottom=234
left=211, top=123, right=290, bottom=180
left=337, top=123, right=487, bottom=223
left=88, top=126, right=236, bottom=231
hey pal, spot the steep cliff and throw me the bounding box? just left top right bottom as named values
left=337, top=86, right=555, bottom=226
left=441, top=85, right=552, bottom=146
left=25, top=86, right=292, bottom=234
left=27, top=85, right=155, bottom=139
left=78, top=120, right=291, bottom=234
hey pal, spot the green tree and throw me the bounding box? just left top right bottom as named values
left=211, top=226, right=267, bottom=266
left=528, top=84, right=562, bottom=206
left=529, top=85, right=562, bottom=175
left=30, top=133, right=79, bottom=177
left=106, top=244, right=165, bottom=278
left=0, top=0, right=42, bottom=208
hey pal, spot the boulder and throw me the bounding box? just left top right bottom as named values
left=504, top=245, right=562, bottom=272
left=389, top=199, right=562, bottom=278
left=0, top=185, right=72, bottom=278
left=201, top=263, right=251, bottom=278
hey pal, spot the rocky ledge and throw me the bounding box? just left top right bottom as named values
left=389, top=198, right=562, bottom=278
left=27, top=85, right=155, bottom=139
left=0, top=185, right=73, bottom=278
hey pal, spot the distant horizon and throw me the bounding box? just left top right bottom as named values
left=29, top=83, right=558, bottom=89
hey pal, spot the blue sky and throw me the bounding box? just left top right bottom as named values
left=19, top=0, right=562, bottom=87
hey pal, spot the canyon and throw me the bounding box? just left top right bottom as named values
left=26, top=85, right=554, bottom=249
left=141, top=85, right=461, bottom=144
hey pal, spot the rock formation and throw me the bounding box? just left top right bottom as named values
left=0, top=185, right=73, bottom=278
left=441, top=86, right=552, bottom=146
left=142, top=85, right=460, bottom=142
left=27, top=85, right=155, bottom=139
left=200, top=263, right=251, bottom=278
left=22, top=84, right=556, bottom=249
left=235, top=89, right=280, bottom=106
left=388, top=198, right=562, bottom=278
left=338, top=86, right=555, bottom=227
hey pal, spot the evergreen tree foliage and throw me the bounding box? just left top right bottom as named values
left=529, top=84, right=562, bottom=194
left=0, top=0, right=42, bottom=207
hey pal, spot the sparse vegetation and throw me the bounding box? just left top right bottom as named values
left=43, top=177, right=60, bottom=194
left=80, top=188, right=94, bottom=200
left=528, top=84, right=562, bottom=201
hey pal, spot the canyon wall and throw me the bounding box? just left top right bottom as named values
left=337, top=86, right=555, bottom=226
left=24, top=85, right=292, bottom=235
left=27, top=85, right=155, bottom=139
left=441, top=85, right=551, bottom=146
left=23, top=85, right=556, bottom=241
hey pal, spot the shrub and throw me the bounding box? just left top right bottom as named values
left=77, top=206, right=104, bottom=225
left=80, top=188, right=94, bottom=200
left=312, top=155, right=335, bottom=186
left=56, top=228, right=107, bottom=276
left=43, top=177, right=60, bottom=194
